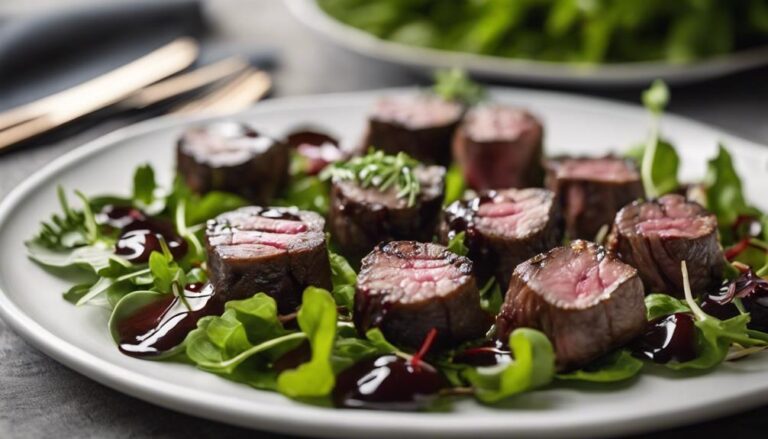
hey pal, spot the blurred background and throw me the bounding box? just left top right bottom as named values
left=0, top=0, right=767, bottom=438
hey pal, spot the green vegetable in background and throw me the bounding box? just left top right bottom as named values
left=319, top=0, right=768, bottom=64
left=432, top=68, right=486, bottom=105
left=464, top=328, right=555, bottom=403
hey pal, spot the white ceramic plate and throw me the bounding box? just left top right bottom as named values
left=287, top=0, right=768, bottom=87
left=1, top=88, right=768, bottom=438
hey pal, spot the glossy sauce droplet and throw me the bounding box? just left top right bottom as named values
left=117, top=283, right=222, bottom=358
left=114, top=217, right=187, bottom=263
left=332, top=354, right=445, bottom=410
left=630, top=313, right=697, bottom=364
left=97, top=205, right=147, bottom=229
left=453, top=341, right=512, bottom=367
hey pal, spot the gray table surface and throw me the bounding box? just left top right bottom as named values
left=1, top=1, right=767, bottom=438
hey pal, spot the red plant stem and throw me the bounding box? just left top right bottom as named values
left=410, top=328, right=438, bottom=371
left=725, top=238, right=751, bottom=261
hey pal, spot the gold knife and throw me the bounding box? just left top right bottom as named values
left=0, top=37, right=199, bottom=151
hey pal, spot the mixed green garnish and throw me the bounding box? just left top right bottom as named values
left=24, top=78, right=768, bottom=410
left=319, top=0, right=768, bottom=64
left=320, top=149, right=423, bottom=207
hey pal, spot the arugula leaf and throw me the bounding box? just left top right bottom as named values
left=432, top=68, right=486, bottom=105
left=479, top=278, right=503, bottom=314
left=167, top=177, right=248, bottom=226
left=328, top=250, right=357, bottom=310
left=443, top=163, right=466, bottom=206
left=644, top=293, right=692, bottom=321
left=704, top=144, right=760, bottom=243
left=331, top=327, right=396, bottom=373
left=185, top=294, right=305, bottom=383
left=226, top=294, right=287, bottom=344
left=26, top=241, right=114, bottom=272
left=464, top=328, right=555, bottom=403
left=447, top=231, right=469, bottom=257
left=556, top=350, right=643, bottom=382
left=277, top=287, right=338, bottom=398
left=645, top=262, right=768, bottom=371
left=132, top=164, right=157, bottom=206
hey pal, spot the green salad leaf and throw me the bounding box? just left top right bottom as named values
left=704, top=144, right=761, bottom=244
left=464, top=328, right=555, bottom=403
left=447, top=231, right=469, bottom=257
left=185, top=293, right=304, bottom=389
left=443, top=163, right=466, bottom=206
left=556, top=350, right=643, bottom=383
left=277, top=287, right=338, bottom=398
left=328, top=250, right=357, bottom=310
left=644, top=293, right=692, bottom=321
left=639, top=263, right=768, bottom=371
left=479, top=278, right=503, bottom=315
left=638, top=80, right=680, bottom=198
left=132, top=164, right=157, bottom=207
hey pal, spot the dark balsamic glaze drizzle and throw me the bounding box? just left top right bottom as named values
left=117, top=283, right=222, bottom=358
left=630, top=313, right=698, bottom=364
left=332, top=354, right=445, bottom=410
left=100, top=205, right=188, bottom=263
left=453, top=341, right=512, bottom=367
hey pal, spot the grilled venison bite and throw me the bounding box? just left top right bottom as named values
left=205, top=206, right=332, bottom=313
left=361, top=95, right=463, bottom=166
left=177, top=122, right=289, bottom=204
left=441, top=188, right=562, bottom=289
left=608, top=194, right=723, bottom=297
left=496, top=240, right=646, bottom=371
left=545, top=156, right=644, bottom=240
left=452, top=105, right=544, bottom=190
left=329, top=165, right=445, bottom=260
left=355, top=241, right=491, bottom=350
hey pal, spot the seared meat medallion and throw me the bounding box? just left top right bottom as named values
left=329, top=165, right=445, bottom=260
left=452, top=105, right=544, bottom=190
left=496, top=240, right=646, bottom=371
left=609, top=194, right=724, bottom=297
left=177, top=122, right=289, bottom=204
left=354, top=241, right=491, bottom=350
left=545, top=156, right=644, bottom=240
left=205, top=206, right=332, bottom=313
left=361, top=95, right=463, bottom=166
left=441, top=188, right=562, bottom=289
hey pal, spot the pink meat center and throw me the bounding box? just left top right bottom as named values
left=630, top=195, right=715, bottom=239
left=208, top=216, right=309, bottom=250
left=475, top=191, right=550, bottom=237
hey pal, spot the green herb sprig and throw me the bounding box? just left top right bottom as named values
left=320, top=150, right=422, bottom=207
left=433, top=68, right=486, bottom=105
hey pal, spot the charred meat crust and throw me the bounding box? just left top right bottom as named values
left=329, top=166, right=446, bottom=260
left=361, top=95, right=463, bottom=166
left=545, top=156, right=644, bottom=240
left=608, top=194, right=724, bottom=297
left=205, top=206, right=332, bottom=313
left=452, top=105, right=544, bottom=190
left=496, top=240, right=647, bottom=371
left=354, top=241, right=491, bottom=350
left=177, top=122, right=290, bottom=204
left=440, top=188, right=563, bottom=289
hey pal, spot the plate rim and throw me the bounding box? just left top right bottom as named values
left=286, top=0, right=768, bottom=86
left=1, top=88, right=768, bottom=438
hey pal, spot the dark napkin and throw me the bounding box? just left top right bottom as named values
left=0, top=0, right=207, bottom=111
